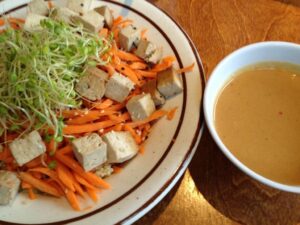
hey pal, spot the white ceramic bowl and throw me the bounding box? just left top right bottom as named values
left=204, top=41, right=300, bottom=193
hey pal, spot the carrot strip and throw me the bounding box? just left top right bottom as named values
left=130, top=62, right=148, bottom=70
left=118, top=19, right=133, bottom=28
left=116, top=50, right=143, bottom=62
left=112, top=16, right=123, bottom=28
left=65, top=189, right=80, bottom=211
left=114, top=63, right=140, bottom=85
left=9, top=22, right=21, bottom=30
left=56, top=163, right=75, bottom=192
left=47, top=138, right=57, bottom=153
left=73, top=173, right=96, bottom=190
left=0, top=147, right=12, bottom=161
left=108, top=113, right=130, bottom=123
left=28, top=188, right=37, bottom=200
left=104, top=103, right=125, bottom=111
left=151, top=56, right=176, bottom=72
left=70, top=172, right=85, bottom=198
left=141, top=29, right=148, bottom=39
left=48, top=0, right=54, bottom=9
left=136, top=70, right=157, bottom=78
left=167, top=107, right=178, bottom=120
left=176, top=63, right=195, bottom=74
left=99, top=28, right=108, bottom=37
left=127, top=109, right=168, bottom=128
left=0, top=18, right=4, bottom=26
left=113, top=166, right=122, bottom=174
left=8, top=18, right=25, bottom=24
left=101, top=64, right=116, bottom=76
left=139, top=144, right=145, bottom=154
left=19, top=172, right=62, bottom=197
left=55, top=152, right=110, bottom=189
left=24, top=156, right=42, bottom=168
left=57, top=145, right=73, bottom=155
left=86, top=188, right=98, bottom=203
left=124, top=124, right=142, bottom=144
left=94, top=99, right=114, bottom=110
left=63, top=120, right=119, bottom=134
left=21, top=181, right=32, bottom=189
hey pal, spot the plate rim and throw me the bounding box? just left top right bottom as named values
left=0, top=1, right=206, bottom=224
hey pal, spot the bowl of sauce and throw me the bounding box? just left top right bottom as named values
left=204, top=42, right=300, bottom=193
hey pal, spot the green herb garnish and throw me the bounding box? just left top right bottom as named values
left=0, top=19, right=111, bottom=140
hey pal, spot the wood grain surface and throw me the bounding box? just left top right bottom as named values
left=134, top=0, right=300, bottom=225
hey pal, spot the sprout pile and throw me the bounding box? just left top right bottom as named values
left=0, top=19, right=112, bottom=141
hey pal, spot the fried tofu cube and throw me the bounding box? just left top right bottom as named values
left=28, top=0, right=49, bottom=16
left=51, top=7, right=77, bottom=24
left=67, top=0, right=93, bottom=15
left=9, top=131, right=46, bottom=166
left=24, top=13, right=47, bottom=32
left=126, top=93, right=156, bottom=121
left=71, top=10, right=104, bottom=33
left=72, top=133, right=107, bottom=172
left=104, top=73, right=134, bottom=103
left=0, top=171, right=20, bottom=205
left=102, top=131, right=138, bottom=163
left=142, top=79, right=165, bottom=106
left=119, top=25, right=141, bottom=52
left=157, top=66, right=183, bottom=98
left=94, top=6, right=114, bottom=29
left=75, top=67, right=108, bottom=101
left=135, top=39, right=163, bottom=64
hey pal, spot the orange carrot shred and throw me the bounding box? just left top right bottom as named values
left=167, top=107, right=178, bottom=120
left=28, top=188, right=37, bottom=200
left=57, top=145, right=73, bottom=155
left=0, top=18, right=4, bottom=26
left=56, top=162, right=76, bottom=192
left=113, top=166, right=123, bottom=174
left=130, top=62, right=148, bottom=70
left=65, top=189, right=80, bottom=211
left=127, top=109, right=168, bottom=128
left=116, top=50, right=143, bottom=62
left=151, top=56, right=176, bottom=72
left=176, top=63, right=195, bottom=74
left=86, top=188, right=98, bottom=203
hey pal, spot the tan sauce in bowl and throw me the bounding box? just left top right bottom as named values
left=215, top=62, right=300, bottom=185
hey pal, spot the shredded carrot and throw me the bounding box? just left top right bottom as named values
left=57, top=145, right=73, bottom=155
left=55, top=152, right=110, bottom=189
left=167, top=107, right=178, bottom=120
left=47, top=138, right=57, bottom=153
left=19, top=172, right=62, bottom=197
left=9, top=22, right=21, bottom=30
left=99, top=28, right=108, bottom=38
left=127, top=109, right=168, bottom=128
left=25, top=156, right=42, bottom=168
left=21, top=181, right=32, bottom=189
left=93, top=99, right=114, bottom=110
left=100, top=64, right=116, bottom=76
left=104, top=103, right=125, bottom=111
left=136, top=70, right=157, bottom=78
left=139, top=144, right=145, bottom=154
left=70, top=173, right=85, bottom=198
left=112, top=16, right=123, bottom=28
left=8, top=18, right=25, bottom=24
left=0, top=147, right=12, bottom=161
left=114, top=62, right=140, bottom=85
left=86, top=188, right=98, bottom=203
left=48, top=0, right=54, bottom=9
left=116, top=50, right=143, bottom=62
left=63, top=120, right=120, bottom=135
left=141, top=29, right=148, bottom=39
left=56, top=162, right=76, bottom=192
left=176, top=63, right=195, bottom=74
left=118, top=19, right=133, bottom=28
left=113, top=166, right=123, bottom=174
left=0, top=18, right=4, bottom=26
left=65, top=189, right=80, bottom=211
left=151, top=56, right=176, bottom=72
left=28, top=188, right=37, bottom=200
left=73, top=173, right=96, bottom=190
left=130, top=62, right=148, bottom=70
left=124, top=124, right=142, bottom=144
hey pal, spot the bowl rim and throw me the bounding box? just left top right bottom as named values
left=204, top=41, right=300, bottom=193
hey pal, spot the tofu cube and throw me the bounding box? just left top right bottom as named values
left=157, top=66, right=183, bottom=98
left=95, top=6, right=114, bottom=29
left=102, top=131, right=138, bottom=163
left=75, top=67, right=108, bottom=101
left=126, top=93, right=156, bottom=121
left=142, top=79, right=165, bottom=106
left=72, top=133, right=107, bottom=171
left=135, top=39, right=163, bottom=64
left=119, top=25, right=141, bottom=52
left=9, top=131, right=46, bottom=166
left=28, top=0, right=49, bottom=16
left=71, top=10, right=104, bottom=33
left=104, top=73, right=134, bottom=103
left=51, top=7, right=78, bottom=24
left=67, top=0, right=93, bottom=15
left=24, top=13, right=47, bottom=32
left=0, top=171, right=20, bottom=205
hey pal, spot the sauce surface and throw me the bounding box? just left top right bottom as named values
left=215, top=62, right=300, bottom=185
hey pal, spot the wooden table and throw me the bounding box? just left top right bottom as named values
left=134, top=0, right=300, bottom=224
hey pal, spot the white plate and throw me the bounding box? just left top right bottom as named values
left=0, top=0, right=205, bottom=224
